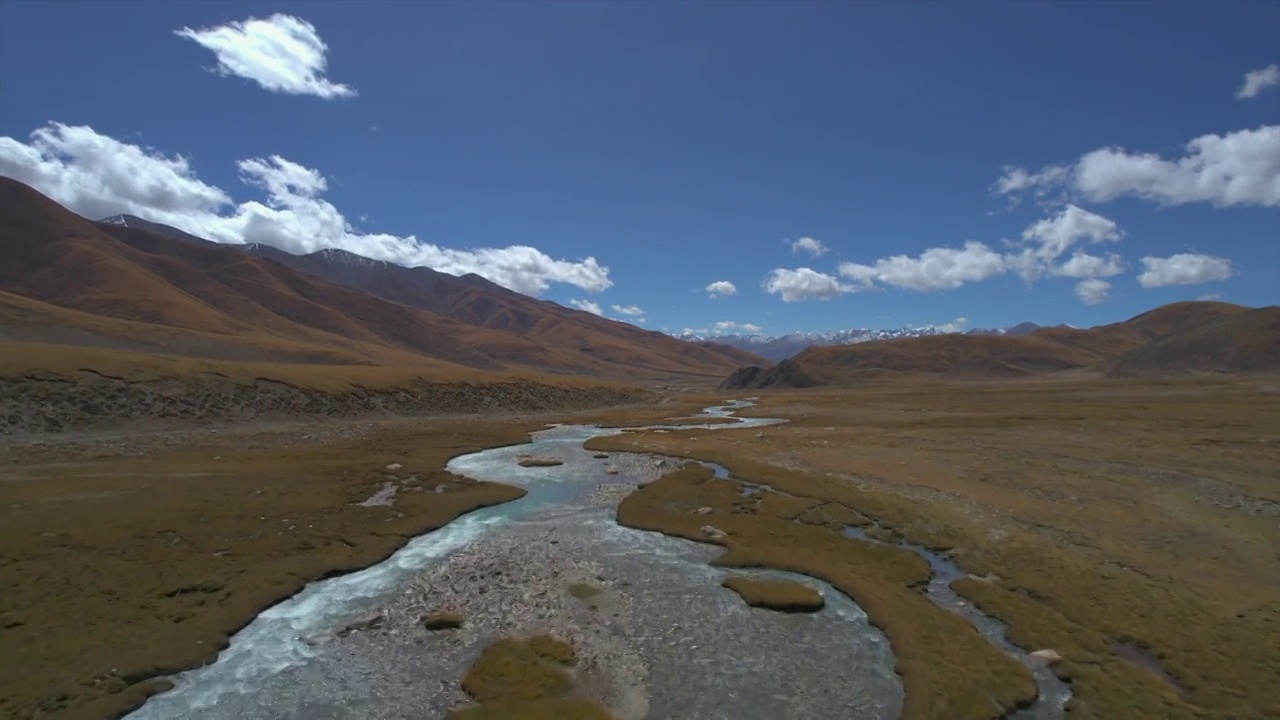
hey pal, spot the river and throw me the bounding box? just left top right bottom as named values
left=127, top=400, right=1067, bottom=719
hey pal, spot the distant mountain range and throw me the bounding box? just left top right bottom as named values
left=720, top=300, right=1279, bottom=390
left=678, top=321, right=1077, bottom=362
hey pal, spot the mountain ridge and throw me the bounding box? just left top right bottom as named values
left=0, top=177, right=766, bottom=379
left=720, top=300, right=1279, bottom=389
left=682, top=321, right=1076, bottom=362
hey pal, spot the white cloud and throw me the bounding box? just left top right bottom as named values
left=704, top=280, right=738, bottom=298
left=838, top=241, right=1008, bottom=292
left=176, top=14, right=355, bottom=99
left=1137, top=253, right=1234, bottom=288
left=1010, top=205, right=1123, bottom=281
left=930, top=317, right=970, bottom=333
left=997, top=126, right=1280, bottom=208
left=1074, top=279, right=1112, bottom=305
left=993, top=164, right=1069, bottom=196
left=611, top=304, right=645, bottom=316
left=0, top=122, right=611, bottom=296
left=569, top=299, right=604, bottom=316
left=1197, top=293, right=1222, bottom=301
left=1053, top=251, right=1126, bottom=279
left=763, top=268, right=844, bottom=302
left=789, top=236, right=828, bottom=257
left=1021, top=204, right=1122, bottom=259
left=713, top=321, right=763, bottom=335
left=1236, top=64, right=1280, bottom=100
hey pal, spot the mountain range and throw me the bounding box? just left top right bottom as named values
left=721, top=300, right=1280, bottom=390
left=0, top=178, right=764, bottom=380
left=679, top=321, right=1076, bottom=362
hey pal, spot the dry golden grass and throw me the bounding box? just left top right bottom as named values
left=589, top=376, right=1280, bottom=720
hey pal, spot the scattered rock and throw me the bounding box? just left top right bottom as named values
left=606, top=469, right=619, bottom=475
left=356, top=481, right=398, bottom=507
left=693, top=507, right=713, bottom=515
left=422, top=611, right=464, bottom=630
left=385, top=463, right=402, bottom=471
left=699, top=525, right=728, bottom=541
left=1030, top=649, right=1063, bottom=665
left=592, top=453, right=609, bottom=459
left=337, top=611, right=384, bottom=637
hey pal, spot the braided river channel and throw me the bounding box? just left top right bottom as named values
left=128, top=400, right=1068, bottom=719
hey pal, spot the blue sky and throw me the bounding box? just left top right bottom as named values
left=1, top=1, right=1277, bottom=336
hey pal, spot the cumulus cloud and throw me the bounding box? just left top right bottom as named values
left=1053, top=251, right=1126, bottom=279
left=996, top=125, right=1280, bottom=208
left=0, top=122, right=610, bottom=296
left=1074, top=278, right=1112, bottom=305
left=569, top=299, right=604, bottom=316
left=705, top=280, right=738, bottom=298
left=789, top=236, right=828, bottom=257
left=611, top=304, right=644, bottom=316
left=763, top=268, right=844, bottom=302
left=713, top=321, right=763, bottom=335
left=838, top=241, right=1008, bottom=292
left=176, top=14, right=355, bottom=98
left=828, top=207, right=1125, bottom=302
left=1021, top=205, right=1123, bottom=258
left=1008, top=205, right=1123, bottom=281
left=1236, top=64, right=1280, bottom=100
left=1137, top=253, right=1234, bottom=288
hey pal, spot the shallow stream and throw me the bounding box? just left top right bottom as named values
left=128, top=400, right=1068, bottom=719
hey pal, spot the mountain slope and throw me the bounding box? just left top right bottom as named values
left=1100, top=306, right=1280, bottom=377
left=721, top=301, right=1279, bottom=388
left=235, top=242, right=767, bottom=375
left=1, top=177, right=758, bottom=378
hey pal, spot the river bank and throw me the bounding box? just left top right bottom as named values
left=126, top=403, right=904, bottom=719
left=0, top=395, right=724, bottom=720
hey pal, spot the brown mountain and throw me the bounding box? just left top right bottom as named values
left=1099, top=305, right=1280, bottom=377
left=0, top=177, right=762, bottom=378
left=722, top=300, right=1279, bottom=389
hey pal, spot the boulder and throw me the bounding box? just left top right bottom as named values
left=700, top=525, right=728, bottom=540
left=1030, top=649, right=1063, bottom=665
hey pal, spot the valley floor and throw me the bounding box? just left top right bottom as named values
left=590, top=376, right=1280, bottom=720
left=3, top=378, right=1278, bottom=720
left=0, top=396, right=719, bottom=720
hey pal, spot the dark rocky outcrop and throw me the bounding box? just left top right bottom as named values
left=718, top=359, right=818, bottom=391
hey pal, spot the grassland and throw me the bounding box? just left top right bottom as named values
left=720, top=576, right=825, bottom=612
left=0, top=390, right=721, bottom=720
left=588, top=376, right=1280, bottom=720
